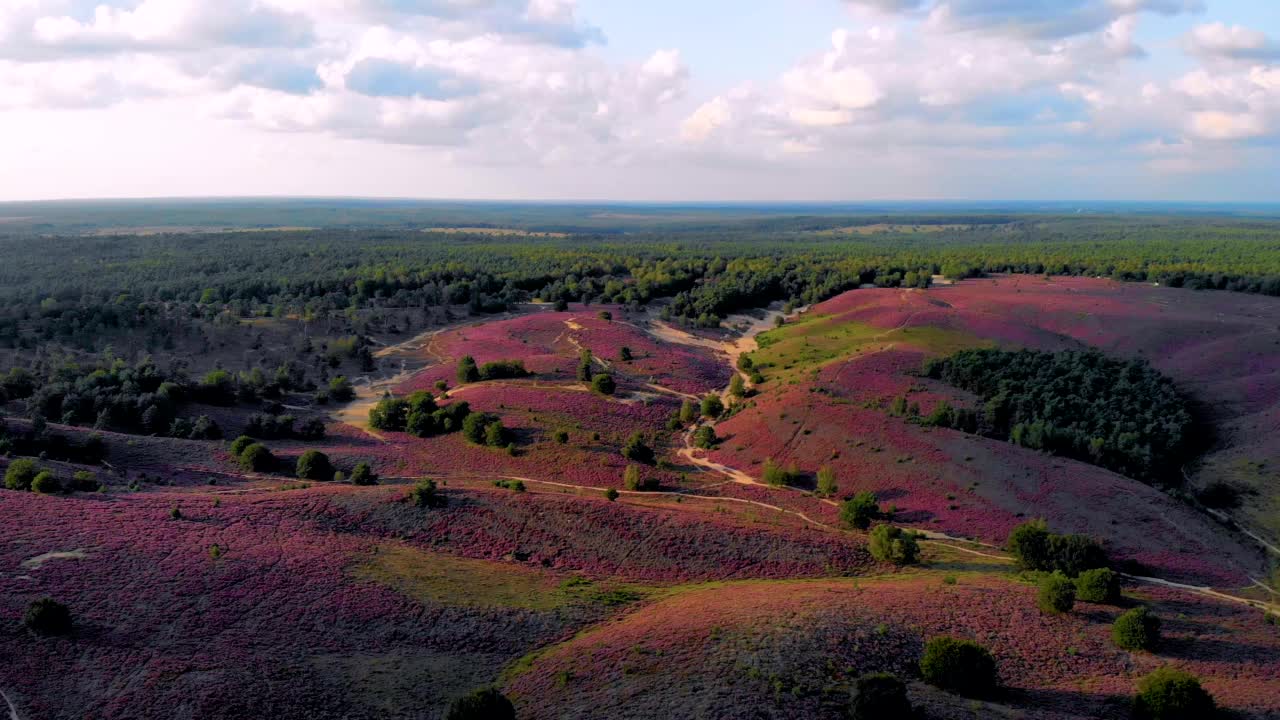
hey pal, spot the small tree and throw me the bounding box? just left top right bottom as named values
left=445, top=688, right=515, bottom=720
left=761, top=458, right=790, bottom=487
left=1075, top=567, right=1120, bottom=604
left=1038, top=571, right=1076, bottom=614
left=369, top=396, right=409, bottom=432
left=700, top=394, right=724, bottom=418
left=679, top=399, right=697, bottom=424
left=229, top=435, right=255, bottom=457
left=919, top=636, right=997, bottom=697
left=1113, top=607, right=1161, bottom=651
left=622, top=432, right=655, bottom=465
left=1008, top=519, right=1052, bottom=571
left=591, top=374, right=616, bottom=395
left=554, top=298, right=569, bottom=312
left=410, top=478, right=446, bottom=508
left=457, top=356, right=480, bottom=384
left=4, top=458, right=38, bottom=491
left=816, top=466, right=838, bottom=497
left=619, top=346, right=633, bottom=361
left=328, top=376, right=356, bottom=402
left=605, top=487, right=619, bottom=501
left=25, top=597, right=72, bottom=636
left=850, top=673, right=913, bottom=720
left=553, top=429, right=570, bottom=444
left=296, top=450, right=334, bottom=481
left=623, top=465, right=643, bottom=491
left=598, top=310, right=613, bottom=321
left=1133, top=667, right=1215, bottom=720
left=31, top=471, right=61, bottom=495
left=577, top=349, right=594, bottom=382
left=729, top=374, right=746, bottom=398
left=484, top=420, right=510, bottom=447
left=239, top=443, right=274, bottom=473
left=869, top=524, right=920, bottom=566
left=840, top=491, right=879, bottom=530
left=349, top=462, right=378, bottom=486
left=693, top=425, right=718, bottom=449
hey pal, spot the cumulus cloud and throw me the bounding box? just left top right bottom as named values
left=1183, top=22, right=1280, bottom=62
left=845, top=0, right=1202, bottom=39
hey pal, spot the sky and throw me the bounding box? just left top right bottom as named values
left=1, top=0, right=1278, bottom=202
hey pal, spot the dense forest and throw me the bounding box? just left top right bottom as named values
left=921, top=349, right=1195, bottom=483
left=0, top=212, right=1277, bottom=440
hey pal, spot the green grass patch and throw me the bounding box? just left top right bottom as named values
left=352, top=544, right=656, bottom=612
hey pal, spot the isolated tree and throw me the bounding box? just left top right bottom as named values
left=729, top=374, right=746, bottom=398
left=1007, top=519, right=1052, bottom=571
left=919, top=636, right=996, bottom=697
left=410, top=478, right=446, bottom=509
left=327, top=376, right=356, bottom=402
left=4, top=458, right=39, bottom=491
left=679, top=399, right=698, bottom=424
left=850, top=673, right=913, bottom=720
left=618, top=346, right=633, bottom=361
left=591, top=374, right=616, bottom=395
left=484, top=420, right=510, bottom=447
left=816, top=466, right=838, bottom=497
left=1075, top=568, right=1121, bottom=604
left=1113, top=607, right=1161, bottom=651
left=622, top=432, right=655, bottom=465
left=296, top=450, right=334, bottom=481
left=239, top=443, right=274, bottom=473
left=31, top=471, right=61, bottom=495
left=869, top=524, right=920, bottom=566
left=1133, top=667, right=1215, bottom=720
left=24, top=598, right=72, bottom=636
left=349, top=462, right=378, bottom=486
left=457, top=355, right=480, bottom=384
left=693, top=425, right=718, bottom=449
left=1037, top=572, right=1076, bottom=614
left=230, top=435, right=256, bottom=457
left=840, top=491, right=879, bottom=530
left=761, top=458, right=790, bottom=487
left=577, top=349, right=594, bottom=382
left=623, top=465, right=643, bottom=491
left=445, top=688, right=515, bottom=720
left=700, top=394, right=724, bottom=418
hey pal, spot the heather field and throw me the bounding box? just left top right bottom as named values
left=8, top=262, right=1280, bottom=719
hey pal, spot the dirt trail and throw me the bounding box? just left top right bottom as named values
left=1, top=688, right=20, bottom=720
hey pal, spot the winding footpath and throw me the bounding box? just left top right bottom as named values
left=328, top=302, right=1279, bottom=614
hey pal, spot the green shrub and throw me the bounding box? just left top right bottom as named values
left=553, top=429, right=570, bottom=444
left=4, top=458, right=38, bottom=491
left=729, top=374, right=746, bottom=398
left=761, top=458, right=798, bottom=487
left=693, top=425, right=717, bottom=449
left=591, top=374, right=616, bottom=395
left=605, top=487, right=619, bottom=501
left=238, top=443, right=274, bottom=472
left=700, top=394, right=724, bottom=418
left=25, top=597, right=72, bottom=636
left=1037, top=571, right=1076, bottom=614
left=623, top=465, right=656, bottom=491
left=369, top=396, right=410, bottom=431
left=457, top=356, right=480, bottom=384
left=31, top=471, right=61, bottom=494
left=622, top=432, right=655, bottom=465
left=1075, top=567, right=1121, bottom=604
left=1113, top=607, right=1161, bottom=651
left=815, top=466, right=837, bottom=497
left=850, top=673, right=912, bottom=720
left=410, top=478, right=446, bottom=508
left=1007, top=519, right=1106, bottom=576
left=229, top=435, right=255, bottom=457
left=619, top=346, right=632, bottom=361
left=1133, top=667, right=1215, bottom=720
left=71, top=471, right=100, bottom=492
left=349, top=462, right=378, bottom=486
left=445, top=688, right=515, bottom=720
left=919, top=636, right=997, bottom=697
left=295, top=450, right=333, bottom=481
left=868, top=524, right=920, bottom=566
left=679, top=399, right=697, bottom=424
left=840, top=491, right=879, bottom=530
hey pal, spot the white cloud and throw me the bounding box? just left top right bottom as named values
left=1184, top=22, right=1280, bottom=62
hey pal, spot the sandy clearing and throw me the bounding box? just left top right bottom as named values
left=21, top=549, right=89, bottom=570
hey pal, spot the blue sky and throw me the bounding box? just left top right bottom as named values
left=0, top=0, right=1277, bottom=202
